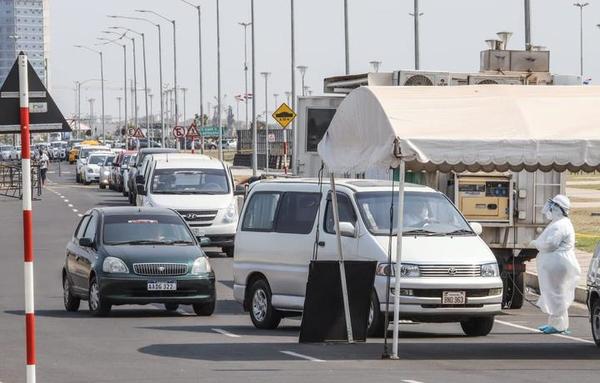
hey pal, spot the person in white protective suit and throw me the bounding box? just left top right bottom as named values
left=530, top=195, right=581, bottom=334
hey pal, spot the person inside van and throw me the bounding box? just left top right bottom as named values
left=404, top=201, right=430, bottom=228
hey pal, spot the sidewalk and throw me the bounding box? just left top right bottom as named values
left=525, top=249, right=593, bottom=304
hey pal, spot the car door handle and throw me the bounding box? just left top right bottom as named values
left=318, top=241, right=325, bottom=247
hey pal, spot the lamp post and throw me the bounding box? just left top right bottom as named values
left=88, top=98, right=96, bottom=136
left=216, top=0, right=223, bottom=160
left=108, top=15, right=166, bottom=147
left=290, top=0, right=297, bottom=174
left=76, top=79, right=101, bottom=139
left=111, top=27, right=150, bottom=140
left=251, top=0, right=257, bottom=176
left=136, top=9, right=178, bottom=145
left=117, top=96, right=122, bottom=138
left=574, top=2, right=589, bottom=76
left=239, top=21, right=251, bottom=132
left=74, top=45, right=105, bottom=141
left=181, top=1, right=204, bottom=129
left=261, top=72, right=271, bottom=175
left=273, top=93, right=279, bottom=109
left=297, top=66, right=307, bottom=96
left=369, top=60, right=382, bottom=72
left=343, top=0, right=350, bottom=74
left=524, top=0, right=531, bottom=50
left=285, top=91, right=291, bottom=104
left=97, top=36, right=128, bottom=146
left=409, top=0, right=423, bottom=70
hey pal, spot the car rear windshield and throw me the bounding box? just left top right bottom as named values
left=104, top=156, right=115, bottom=166
left=88, top=155, right=109, bottom=166
left=151, top=168, right=230, bottom=195
left=103, top=214, right=195, bottom=245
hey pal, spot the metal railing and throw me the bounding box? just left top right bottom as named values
left=0, top=161, right=42, bottom=199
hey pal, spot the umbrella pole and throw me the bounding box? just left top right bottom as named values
left=329, top=173, right=354, bottom=343
left=391, top=160, right=406, bottom=359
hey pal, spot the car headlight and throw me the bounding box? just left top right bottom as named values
left=375, top=263, right=420, bottom=277
left=103, top=170, right=110, bottom=175
left=222, top=200, right=238, bottom=223
left=191, top=257, right=212, bottom=275
left=481, top=262, right=500, bottom=277
left=102, top=257, right=129, bottom=273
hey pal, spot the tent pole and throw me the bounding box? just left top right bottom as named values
left=391, top=160, right=406, bottom=359
left=329, top=173, right=354, bottom=343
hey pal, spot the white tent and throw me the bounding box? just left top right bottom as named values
left=318, top=85, right=600, bottom=174
left=317, top=85, right=600, bottom=358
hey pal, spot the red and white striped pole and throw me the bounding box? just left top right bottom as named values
left=19, top=53, right=36, bottom=383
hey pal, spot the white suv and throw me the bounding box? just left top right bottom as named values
left=76, top=146, right=110, bottom=183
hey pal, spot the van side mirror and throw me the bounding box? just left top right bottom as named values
left=79, top=237, right=93, bottom=247
left=338, top=222, right=356, bottom=238
left=234, top=184, right=246, bottom=196
left=470, top=222, right=483, bottom=236
left=135, top=175, right=144, bottom=184
left=136, top=184, right=147, bottom=196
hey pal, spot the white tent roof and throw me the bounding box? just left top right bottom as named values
left=317, top=85, right=600, bottom=173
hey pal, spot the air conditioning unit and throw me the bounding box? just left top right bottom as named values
left=395, top=70, right=450, bottom=86
left=468, top=74, right=523, bottom=85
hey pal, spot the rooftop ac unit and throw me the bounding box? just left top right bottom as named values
left=468, top=75, right=523, bottom=85
left=395, top=71, right=450, bottom=86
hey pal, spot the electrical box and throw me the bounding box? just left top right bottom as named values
left=455, top=174, right=512, bottom=225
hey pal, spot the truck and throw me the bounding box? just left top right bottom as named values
left=294, top=33, right=580, bottom=309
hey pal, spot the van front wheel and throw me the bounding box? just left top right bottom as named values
left=460, top=316, right=495, bottom=337
left=368, top=290, right=386, bottom=337
left=248, top=279, right=281, bottom=329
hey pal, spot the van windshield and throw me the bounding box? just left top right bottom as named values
left=355, top=191, right=473, bottom=236
left=151, top=168, right=230, bottom=195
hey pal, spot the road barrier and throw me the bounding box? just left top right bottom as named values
left=0, top=161, right=42, bottom=199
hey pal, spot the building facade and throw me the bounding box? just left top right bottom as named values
left=0, top=0, right=49, bottom=86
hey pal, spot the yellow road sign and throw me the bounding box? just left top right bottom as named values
left=272, top=103, right=297, bottom=129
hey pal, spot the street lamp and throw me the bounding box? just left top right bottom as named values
left=239, top=21, right=251, bottom=132
left=75, top=79, right=101, bottom=139
left=102, top=30, right=138, bottom=131
left=273, top=93, right=279, bottom=109
left=136, top=9, right=178, bottom=146
left=96, top=37, right=128, bottom=145
left=297, top=65, right=308, bottom=96
left=74, top=45, right=105, bottom=141
left=251, top=0, right=257, bottom=176
left=284, top=91, right=291, bottom=104
left=110, top=27, right=150, bottom=142
left=574, top=2, right=589, bottom=76
left=409, top=0, right=424, bottom=70
left=180, top=1, right=205, bottom=130
left=343, top=0, right=350, bottom=74
left=108, top=14, right=165, bottom=147
left=261, top=72, right=271, bottom=175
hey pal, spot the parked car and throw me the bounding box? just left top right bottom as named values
left=127, top=148, right=179, bottom=205
left=76, top=145, right=110, bottom=183
left=99, top=155, right=115, bottom=189
left=49, top=141, right=68, bottom=161
left=82, top=152, right=112, bottom=185
left=0, top=145, right=15, bottom=161
left=122, top=154, right=137, bottom=197
left=587, top=245, right=600, bottom=347
left=110, top=150, right=136, bottom=192
left=62, top=207, right=216, bottom=316
left=233, top=179, right=503, bottom=336
left=136, top=153, right=241, bottom=257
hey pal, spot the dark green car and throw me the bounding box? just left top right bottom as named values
left=63, top=207, right=216, bottom=316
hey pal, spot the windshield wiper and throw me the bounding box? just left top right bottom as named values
left=445, top=229, right=475, bottom=236
left=163, top=240, right=194, bottom=245
left=402, top=229, right=443, bottom=236
left=109, top=239, right=169, bottom=245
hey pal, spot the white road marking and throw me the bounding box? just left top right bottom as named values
left=401, top=380, right=425, bottom=383
left=212, top=328, right=241, bottom=338
left=77, top=213, right=83, bottom=217
left=68, top=204, right=73, bottom=207
left=280, top=351, right=325, bottom=362
left=63, top=199, right=69, bottom=202
left=495, top=319, right=595, bottom=344
left=72, top=209, right=78, bottom=213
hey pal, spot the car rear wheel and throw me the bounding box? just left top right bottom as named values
left=248, top=279, right=281, bottom=329
left=367, top=290, right=386, bottom=337
left=192, top=300, right=215, bottom=316
left=88, top=277, right=111, bottom=317
left=63, top=276, right=80, bottom=312
left=460, top=316, right=494, bottom=337
left=591, top=299, right=600, bottom=347
left=164, top=303, right=179, bottom=312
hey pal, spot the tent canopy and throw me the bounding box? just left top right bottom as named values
left=317, top=85, right=600, bottom=173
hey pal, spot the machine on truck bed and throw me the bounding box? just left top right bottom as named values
left=294, top=32, right=577, bottom=309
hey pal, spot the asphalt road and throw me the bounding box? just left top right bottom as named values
left=0, top=163, right=599, bottom=383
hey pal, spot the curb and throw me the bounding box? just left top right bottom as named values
left=525, top=272, right=588, bottom=304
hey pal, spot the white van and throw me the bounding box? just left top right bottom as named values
left=136, top=153, right=240, bottom=257
left=233, top=179, right=503, bottom=336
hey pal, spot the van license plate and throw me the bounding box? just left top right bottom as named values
left=442, top=291, right=466, bottom=305
left=147, top=281, right=177, bottom=291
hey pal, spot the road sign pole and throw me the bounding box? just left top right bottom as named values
left=19, top=53, right=36, bottom=383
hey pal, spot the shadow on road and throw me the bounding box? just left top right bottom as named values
left=138, top=341, right=600, bottom=362
left=137, top=324, right=301, bottom=337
